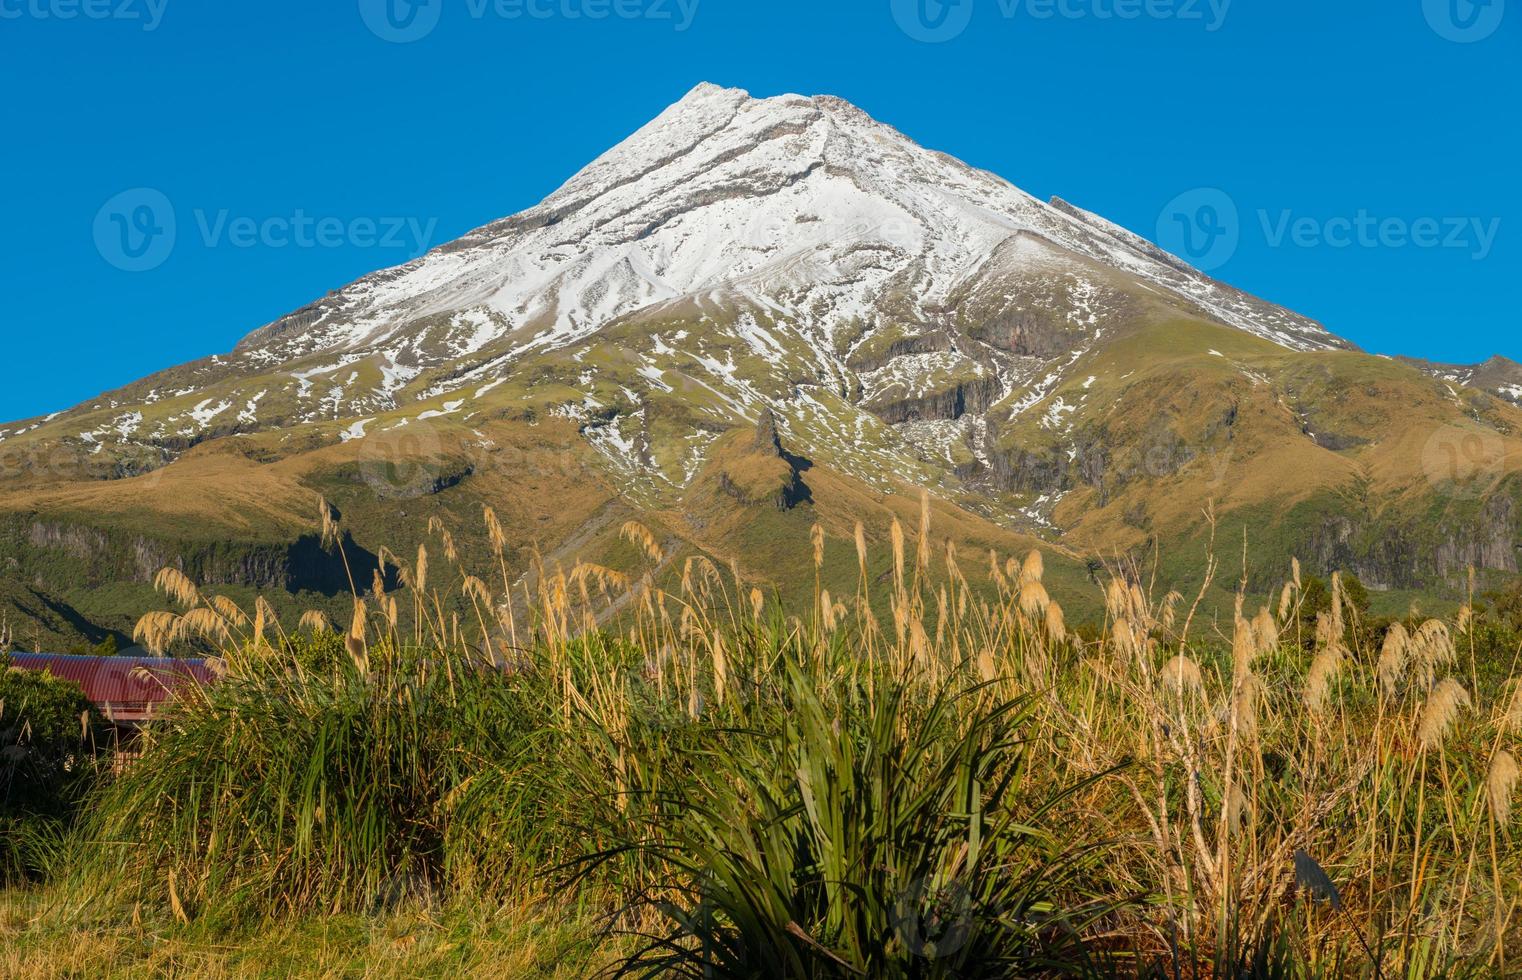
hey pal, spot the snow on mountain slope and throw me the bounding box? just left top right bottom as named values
left=7, top=83, right=1359, bottom=508
left=238, top=83, right=1344, bottom=369
left=1400, top=355, right=1522, bottom=407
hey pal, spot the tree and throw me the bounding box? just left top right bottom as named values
left=1298, top=572, right=1371, bottom=644
left=1341, top=574, right=1371, bottom=617
left=1, top=668, right=105, bottom=881
left=64, top=634, right=118, bottom=657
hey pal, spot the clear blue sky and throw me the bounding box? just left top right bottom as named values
left=1, top=0, right=1516, bottom=423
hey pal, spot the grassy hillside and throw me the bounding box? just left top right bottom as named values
left=0, top=404, right=1101, bottom=649
left=2, top=296, right=1519, bottom=652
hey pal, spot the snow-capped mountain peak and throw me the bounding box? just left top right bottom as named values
left=237, top=83, right=1344, bottom=369
left=17, top=83, right=1355, bottom=503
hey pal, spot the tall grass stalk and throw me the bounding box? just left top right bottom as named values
left=27, top=501, right=1522, bottom=974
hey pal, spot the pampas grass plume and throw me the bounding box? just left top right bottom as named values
left=1418, top=678, right=1471, bottom=750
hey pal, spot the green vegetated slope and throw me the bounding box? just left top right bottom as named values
left=0, top=398, right=1098, bottom=648
left=2, top=87, right=1518, bottom=645
left=2, top=297, right=1517, bottom=648
left=982, top=311, right=1522, bottom=603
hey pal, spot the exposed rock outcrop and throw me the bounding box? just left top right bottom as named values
left=717, top=410, right=811, bottom=511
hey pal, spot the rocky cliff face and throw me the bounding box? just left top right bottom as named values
left=1434, top=493, right=1521, bottom=578
left=8, top=517, right=377, bottom=596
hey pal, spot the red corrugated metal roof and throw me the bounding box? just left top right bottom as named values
left=7, top=654, right=218, bottom=724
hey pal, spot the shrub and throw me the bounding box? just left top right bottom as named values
left=67, top=636, right=548, bottom=925
left=583, top=661, right=1118, bottom=977
left=0, top=662, right=104, bottom=881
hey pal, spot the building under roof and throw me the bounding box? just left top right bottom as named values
left=7, top=653, right=218, bottom=727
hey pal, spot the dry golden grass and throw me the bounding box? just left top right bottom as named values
left=1046, top=317, right=1522, bottom=558
left=8, top=492, right=1522, bottom=976
left=0, top=888, right=626, bottom=979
